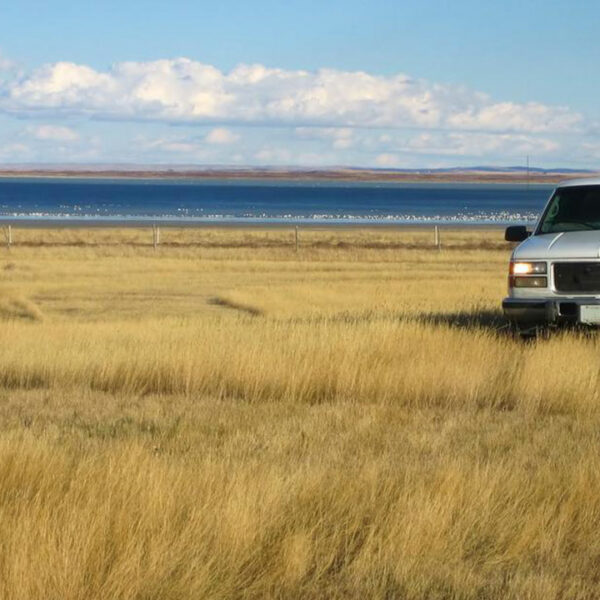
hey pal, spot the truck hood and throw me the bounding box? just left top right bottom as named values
left=514, top=231, right=600, bottom=260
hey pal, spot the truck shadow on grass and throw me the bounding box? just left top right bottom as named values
left=416, top=309, right=509, bottom=332
left=289, top=308, right=512, bottom=335
left=415, top=310, right=600, bottom=340
left=289, top=309, right=597, bottom=339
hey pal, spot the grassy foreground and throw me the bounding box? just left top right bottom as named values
left=0, top=226, right=599, bottom=599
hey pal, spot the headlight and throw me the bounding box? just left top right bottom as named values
left=510, top=261, right=547, bottom=275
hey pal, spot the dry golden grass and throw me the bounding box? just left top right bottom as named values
left=0, top=226, right=598, bottom=599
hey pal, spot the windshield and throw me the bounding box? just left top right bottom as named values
left=538, top=185, right=600, bottom=234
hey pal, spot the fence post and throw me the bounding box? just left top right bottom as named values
left=295, top=226, right=299, bottom=252
left=434, top=225, right=441, bottom=250
left=152, top=224, right=159, bottom=250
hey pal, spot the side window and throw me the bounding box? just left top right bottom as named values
left=541, top=194, right=560, bottom=232
left=547, top=195, right=560, bottom=219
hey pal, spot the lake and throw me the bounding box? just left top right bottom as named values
left=0, top=178, right=553, bottom=225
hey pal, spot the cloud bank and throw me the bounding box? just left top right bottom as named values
left=0, top=57, right=595, bottom=167
left=1, top=58, right=584, bottom=134
left=26, top=124, right=79, bottom=142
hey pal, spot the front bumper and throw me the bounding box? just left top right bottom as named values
left=502, top=297, right=600, bottom=329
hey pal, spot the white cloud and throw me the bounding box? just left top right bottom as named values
left=26, top=124, right=80, bottom=142
left=401, top=131, right=560, bottom=157
left=157, top=141, right=198, bottom=153
left=0, top=137, right=102, bottom=163
left=295, top=127, right=354, bottom=149
left=254, top=147, right=293, bottom=164
left=447, top=102, right=581, bottom=134
left=205, top=127, right=239, bottom=144
left=0, top=55, right=15, bottom=72
left=139, top=136, right=200, bottom=155
left=375, top=153, right=400, bottom=167
left=1, top=57, right=597, bottom=167
left=0, top=52, right=20, bottom=84
left=0, top=58, right=584, bottom=135
left=0, top=142, right=30, bottom=160
left=131, top=133, right=253, bottom=164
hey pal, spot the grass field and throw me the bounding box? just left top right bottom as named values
left=0, top=226, right=599, bottom=599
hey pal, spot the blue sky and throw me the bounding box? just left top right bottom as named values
left=0, top=0, right=599, bottom=168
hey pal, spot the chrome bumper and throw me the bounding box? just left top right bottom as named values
left=502, top=297, right=600, bottom=329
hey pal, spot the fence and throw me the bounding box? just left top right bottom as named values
left=0, top=225, right=449, bottom=251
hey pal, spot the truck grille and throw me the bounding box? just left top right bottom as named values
left=554, top=262, right=600, bottom=292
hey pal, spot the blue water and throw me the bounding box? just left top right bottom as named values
left=0, top=178, right=553, bottom=224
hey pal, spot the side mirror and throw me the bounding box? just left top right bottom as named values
left=505, top=225, right=530, bottom=242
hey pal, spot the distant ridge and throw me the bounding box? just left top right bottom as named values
left=0, top=164, right=596, bottom=184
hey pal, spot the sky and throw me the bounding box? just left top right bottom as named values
left=0, top=0, right=599, bottom=169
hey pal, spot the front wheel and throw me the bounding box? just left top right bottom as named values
left=508, top=322, right=549, bottom=340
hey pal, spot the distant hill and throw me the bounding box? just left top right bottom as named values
left=0, top=164, right=596, bottom=184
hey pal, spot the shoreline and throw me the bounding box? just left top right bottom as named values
left=0, top=218, right=508, bottom=230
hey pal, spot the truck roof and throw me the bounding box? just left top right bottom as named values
left=557, top=177, right=600, bottom=188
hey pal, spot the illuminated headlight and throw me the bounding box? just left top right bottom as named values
left=511, top=276, right=548, bottom=288
left=510, top=261, right=547, bottom=275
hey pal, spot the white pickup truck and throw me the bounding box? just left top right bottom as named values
left=503, top=178, right=600, bottom=333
